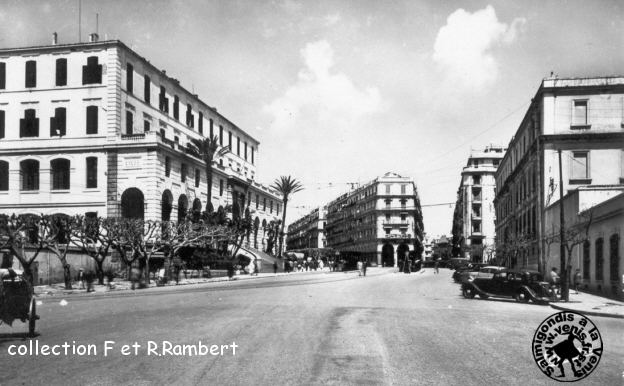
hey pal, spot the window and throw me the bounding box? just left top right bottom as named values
left=56, top=58, right=67, bottom=86
left=219, top=126, right=223, bottom=145
left=610, top=234, right=619, bottom=281
left=277, top=204, right=280, bottom=215
left=255, top=194, right=259, bottom=209
left=236, top=136, right=240, bottom=156
left=571, top=151, right=589, bottom=181
left=385, top=184, right=391, bottom=194
left=401, top=185, right=406, bottom=194
left=270, top=200, right=273, bottom=213
left=86, top=106, right=98, bottom=134
left=0, top=161, right=8, bottom=191
left=0, top=62, right=5, bottom=89
left=572, top=100, right=588, bottom=127
left=228, top=131, right=232, bottom=148
left=173, top=95, right=179, bottom=120
left=209, top=119, right=213, bottom=138
left=144, top=119, right=150, bottom=132
left=50, top=107, right=66, bottom=137
left=82, top=56, right=102, bottom=84
left=126, top=63, right=133, bottom=94
left=180, top=163, right=187, bottom=182
left=473, top=175, right=481, bottom=185
left=165, top=157, right=171, bottom=177
left=244, top=142, right=248, bottom=160
left=20, top=109, right=39, bottom=137
left=385, top=199, right=391, bottom=209
left=251, top=147, right=254, bottom=165
left=144, top=75, right=150, bottom=104
left=198, top=112, right=203, bottom=134
left=159, top=86, right=169, bottom=113
left=263, top=198, right=266, bottom=210
left=86, top=157, right=97, bottom=188
left=51, top=159, right=70, bottom=190
left=20, top=160, right=39, bottom=191
left=219, top=179, right=224, bottom=196
left=186, top=104, right=194, bottom=128
left=125, top=111, right=133, bottom=135
left=0, top=110, right=4, bottom=139
left=595, top=238, right=604, bottom=281
left=25, top=60, right=36, bottom=88
left=195, top=169, right=200, bottom=188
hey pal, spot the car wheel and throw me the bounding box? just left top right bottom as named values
left=462, top=286, right=476, bottom=299
left=515, top=290, right=529, bottom=303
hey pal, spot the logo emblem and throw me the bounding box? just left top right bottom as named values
left=532, top=311, right=603, bottom=382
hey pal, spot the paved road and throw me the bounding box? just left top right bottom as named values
left=0, top=269, right=622, bottom=385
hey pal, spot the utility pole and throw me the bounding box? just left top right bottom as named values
left=558, top=149, right=568, bottom=301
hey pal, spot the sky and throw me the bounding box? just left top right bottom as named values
left=1, top=0, right=623, bottom=237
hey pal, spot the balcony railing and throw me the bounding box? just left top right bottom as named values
left=382, top=221, right=410, bottom=227
left=120, top=133, right=146, bottom=141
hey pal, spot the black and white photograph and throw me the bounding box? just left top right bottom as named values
left=0, top=1, right=623, bottom=385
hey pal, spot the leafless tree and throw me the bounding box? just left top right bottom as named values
left=0, top=214, right=46, bottom=285
left=40, top=214, right=75, bottom=289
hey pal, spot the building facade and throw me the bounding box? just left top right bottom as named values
left=324, top=172, right=424, bottom=267
left=452, top=145, right=505, bottom=262
left=286, top=206, right=327, bottom=251
left=494, top=76, right=624, bottom=272
left=0, top=38, right=281, bottom=250
left=543, top=187, right=623, bottom=300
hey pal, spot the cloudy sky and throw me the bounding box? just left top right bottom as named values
left=2, top=1, right=623, bottom=236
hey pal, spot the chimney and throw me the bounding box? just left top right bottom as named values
left=89, top=33, right=99, bottom=42
left=52, top=32, right=58, bottom=45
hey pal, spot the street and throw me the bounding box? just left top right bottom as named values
left=1, top=269, right=622, bottom=386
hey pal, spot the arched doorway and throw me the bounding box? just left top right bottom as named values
left=121, top=188, right=144, bottom=219
left=177, top=194, right=188, bottom=223
left=161, top=190, right=173, bottom=221
left=382, top=243, right=394, bottom=267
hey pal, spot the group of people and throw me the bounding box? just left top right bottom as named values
left=283, top=259, right=327, bottom=273
left=356, top=260, right=368, bottom=276
left=549, top=267, right=583, bottom=295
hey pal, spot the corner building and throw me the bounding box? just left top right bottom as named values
left=286, top=206, right=327, bottom=250
left=0, top=38, right=281, bottom=249
left=325, top=173, right=424, bottom=267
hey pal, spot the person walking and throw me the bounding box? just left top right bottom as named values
left=273, top=261, right=278, bottom=274
left=573, top=269, right=582, bottom=294
left=434, top=259, right=439, bottom=274
left=362, top=260, right=367, bottom=277
left=550, top=267, right=560, bottom=295
left=357, top=260, right=363, bottom=276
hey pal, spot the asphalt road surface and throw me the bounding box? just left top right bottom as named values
left=1, top=269, right=622, bottom=385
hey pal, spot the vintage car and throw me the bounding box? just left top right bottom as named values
left=451, top=263, right=488, bottom=282
left=454, top=265, right=505, bottom=283
left=461, top=269, right=555, bottom=304
left=0, top=268, right=38, bottom=336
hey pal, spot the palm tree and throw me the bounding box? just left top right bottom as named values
left=192, top=135, right=230, bottom=213
left=270, top=176, right=303, bottom=257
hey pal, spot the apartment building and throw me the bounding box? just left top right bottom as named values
left=452, top=145, right=505, bottom=262
left=324, top=172, right=424, bottom=267
left=0, top=36, right=281, bottom=249
left=494, top=76, right=624, bottom=272
left=286, top=206, right=327, bottom=251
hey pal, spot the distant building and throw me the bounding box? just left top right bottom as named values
left=0, top=38, right=281, bottom=251
left=543, top=187, right=623, bottom=300
left=431, top=235, right=451, bottom=261
left=325, top=172, right=424, bottom=267
left=286, top=206, right=327, bottom=250
left=422, top=233, right=434, bottom=261
left=494, top=76, right=624, bottom=272
left=452, top=145, right=505, bottom=262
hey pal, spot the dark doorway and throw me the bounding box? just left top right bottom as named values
left=161, top=190, right=173, bottom=221
left=121, top=188, right=144, bottom=219
left=177, top=194, right=188, bottom=223
left=382, top=243, right=394, bottom=267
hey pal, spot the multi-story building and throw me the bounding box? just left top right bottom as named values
left=0, top=36, right=281, bottom=251
left=452, top=145, right=505, bottom=262
left=325, top=172, right=424, bottom=267
left=286, top=206, right=327, bottom=251
left=494, top=76, right=624, bottom=272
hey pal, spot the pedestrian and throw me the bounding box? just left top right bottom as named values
left=273, top=261, right=278, bottom=274
left=227, top=262, right=235, bottom=280
left=434, top=259, right=439, bottom=274
left=550, top=267, right=560, bottom=295
left=85, top=270, right=95, bottom=292
left=78, top=268, right=85, bottom=289
left=357, top=260, right=363, bottom=276
left=362, top=260, right=367, bottom=277
left=573, top=269, right=582, bottom=294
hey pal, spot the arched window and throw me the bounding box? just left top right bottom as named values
left=20, top=159, right=39, bottom=191
left=161, top=190, right=173, bottom=222
left=177, top=194, right=188, bottom=223
left=121, top=188, right=144, bottom=219
left=582, top=241, right=590, bottom=280
left=0, top=160, right=8, bottom=191
left=51, top=159, right=70, bottom=190
left=595, top=238, right=604, bottom=281
left=610, top=234, right=620, bottom=282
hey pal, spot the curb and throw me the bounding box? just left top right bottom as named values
left=549, top=303, right=624, bottom=320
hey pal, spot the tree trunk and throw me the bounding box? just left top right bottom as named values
left=63, top=263, right=72, bottom=290
left=206, top=162, right=214, bottom=212
left=278, top=199, right=288, bottom=257
left=95, top=259, right=105, bottom=285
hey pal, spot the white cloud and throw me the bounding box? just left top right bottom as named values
left=433, top=5, right=526, bottom=88
left=263, top=40, right=383, bottom=132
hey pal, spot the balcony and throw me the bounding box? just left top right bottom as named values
left=120, top=133, right=146, bottom=141
left=382, top=221, right=410, bottom=227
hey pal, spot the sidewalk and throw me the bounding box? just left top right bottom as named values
left=33, top=267, right=393, bottom=299
left=550, top=291, right=624, bottom=319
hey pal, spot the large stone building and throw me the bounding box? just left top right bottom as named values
left=494, top=76, right=624, bottom=272
left=452, top=145, right=505, bottom=262
left=324, top=172, right=424, bottom=267
left=286, top=206, right=327, bottom=251
left=0, top=36, right=281, bottom=251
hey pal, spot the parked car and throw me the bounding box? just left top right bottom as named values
left=453, top=265, right=503, bottom=283
left=461, top=269, right=555, bottom=304
left=447, top=258, right=470, bottom=270
left=451, top=263, right=487, bottom=282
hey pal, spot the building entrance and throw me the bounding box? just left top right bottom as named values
left=382, top=243, right=394, bottom=267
